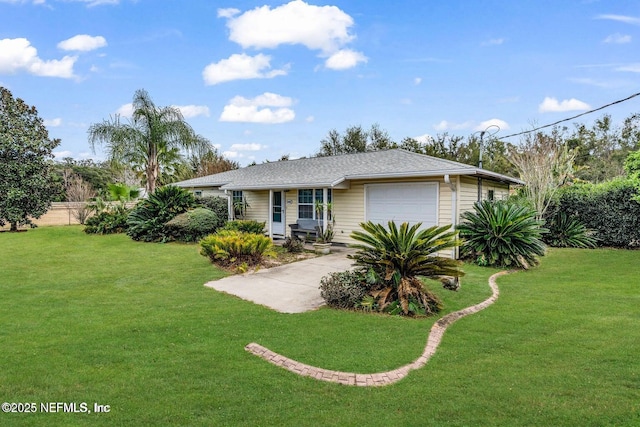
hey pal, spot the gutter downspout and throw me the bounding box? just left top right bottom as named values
left=444, top=174, right=458, bottom=259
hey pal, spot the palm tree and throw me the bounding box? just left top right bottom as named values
left=88, top=89, right=210, bottom=194
left=349, top=221, right=464, bottom=316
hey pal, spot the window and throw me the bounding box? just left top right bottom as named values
left=298, top=189, right=331, bottom=219
left=232, top=191, right=243, bottom=204
left=488, top=190, right=495, bottom=201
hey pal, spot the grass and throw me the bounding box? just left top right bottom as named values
left=1, top=227, right=639, bottom=426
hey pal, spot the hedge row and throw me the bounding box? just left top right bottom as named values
left=547, top=178, right=640, bottom=248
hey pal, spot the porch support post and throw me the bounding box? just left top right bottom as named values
left=268, top=189, right=274, bottom=239
left=322, top=187, right=328, bottom=232
left=224, top=190, right=233, bottom=220
left=444, top=175, right=458, bottom=259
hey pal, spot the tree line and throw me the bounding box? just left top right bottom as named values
left=2, top=84, right=639, bottom=231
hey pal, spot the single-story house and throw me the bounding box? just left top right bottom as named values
left=173, top=149, right=523, bottom=256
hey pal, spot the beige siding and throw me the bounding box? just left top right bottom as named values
left=182, top=186, right=225, bottom=198
left=332, top=185, right=364, bottom=245
left=242, top=190, right=269, bottom=225
left=283, top=190, right=298, bottom=232
left=459, top=176, right=511, bottom=216
left=459, top=177, right=479, bottom=216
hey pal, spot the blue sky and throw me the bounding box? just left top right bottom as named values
left=1, top=0, right=639, bottom=165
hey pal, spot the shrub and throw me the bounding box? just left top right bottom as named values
left=282, top=236, right=305, bottom=253
left=222, top=220, right=265, bottom=234
left=126, top=186, right=196, bottom=242
left=549, top=178, right=640, bottom=248
left=544, top=212, right=596, bottom=248
left=198, top=196, right=229, bottom=224
left=319, top=270, right=371, bottom=309
left=199, top=230, right=276, bottom=267
left=458, top=200, right=547, bottom=269
left=348, top=221, right=463, bottom=316
left=84, top=207, right=129, bottom=234
left=164, top=208, right=221, bottom=242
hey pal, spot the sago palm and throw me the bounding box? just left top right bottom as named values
left=348, top=221, right=464, bottom=316
left=458, top=200, right=547, bottom=268
left=544, top=212, right=596, bottom=248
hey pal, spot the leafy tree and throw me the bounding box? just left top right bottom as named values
left=0, top=87, right=60, bottom=231
left=568, top=113, right=640, bottom=182
left=52, top=158, right=117, bottom=200
left=182, top=143, right=238, bottom=179
left=624, top=150, right=640, bottom=179
left=509, top=127, right=575, bottom=220
left=317, top=124, right=397, bottom=156
left=88, top=89, right=210, bottom=194
left=399, top=134, right=517, bottom=176
left=64, top=171, right=96, bottom=224
left=348, top=221, right=464, bottom=316
left=624, top=149, right=640, bottom=202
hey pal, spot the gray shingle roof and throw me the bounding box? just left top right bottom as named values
left=173, top=149, right=523, bottom=190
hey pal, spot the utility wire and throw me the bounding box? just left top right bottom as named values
left=498, top=91, right=640, bottom=140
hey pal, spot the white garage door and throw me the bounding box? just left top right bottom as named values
left=365, top=182, right=438, bottom=228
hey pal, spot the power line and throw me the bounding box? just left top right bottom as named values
left=498, top=91, right=640, bottom=140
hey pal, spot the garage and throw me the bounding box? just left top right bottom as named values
left=365, top=182, right=438, bottom=228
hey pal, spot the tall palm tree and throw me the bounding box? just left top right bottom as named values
left=88, top=89, right=210, bottom=194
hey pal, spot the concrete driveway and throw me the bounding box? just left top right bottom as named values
left=204, top=247, right=355, bottom=313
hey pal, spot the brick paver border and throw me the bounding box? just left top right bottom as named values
left=245, top=271, right=510, bottom=386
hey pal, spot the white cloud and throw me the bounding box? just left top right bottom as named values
left=0, top=38, right=76, bottom=78
left=433, top=120, right=473, bottom=131
left=596, top=14, right=640, bottom=26
left=202, top=53, right=288, bottom=85
left=325, top=49, right=367, bottom=70
left=175, top=105, right=210, bottom=118
left=219, top=93, right=296, bottom=124
left=414, top=77, right=422, bottom=85
left=217, top=7, right=240, bottom=18
left=53, top=150, right=74, bottom=159
left=116, top=104, right=209, bottom=122
left=222, top=0, right=356, bottom=54
left=115, top=103, right=133, bottom=118
left=475, top=119, right=510, bottom=131
left=57, top=34, right=107, bottom=51
left=229, top=143, right=265, bottom=151
left=434, top=119, right=510, bottom=132
left=481, top=38, right=505, bottom=46
left=616, top=63, right=640, bottom=72
left=603, top=33, right=631, bottom=44
left=414, top=134, right=434, bottom=143
left=538, top=97, right=590, bottom=112
left=44, top=118, right=62, bottom=127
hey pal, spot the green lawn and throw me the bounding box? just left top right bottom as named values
left=1, top=226, right=638, bottom=426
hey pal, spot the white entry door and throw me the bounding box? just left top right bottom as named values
left=272, top=191, right=285, bottom=236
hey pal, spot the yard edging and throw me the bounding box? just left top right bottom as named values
left=245, top=270, right=510, bottom=386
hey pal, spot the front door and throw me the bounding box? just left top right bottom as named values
left=272, top=191, right=285, bottom=236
